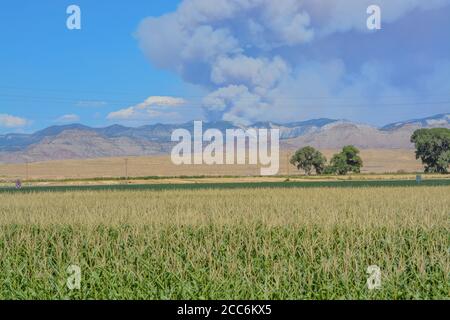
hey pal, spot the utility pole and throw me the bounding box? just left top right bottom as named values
left=25, top=160, right=29, bottom=181
left=124, top=158, right=128, bottom=182
left=286, top=152, right=290, bottom=178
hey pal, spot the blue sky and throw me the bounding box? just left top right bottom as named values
left=0, top=0, right=198, bottom=133
left=0, top=0, right=449, bottom=133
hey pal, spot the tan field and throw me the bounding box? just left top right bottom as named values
left=0, top=148, right=424, bottom=181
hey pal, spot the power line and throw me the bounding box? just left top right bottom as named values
left=1, top=85, right=450, bottom=101
left=0, top=98, right=447, bottom=111
left=0, top=86, right=448, bottom=116
left=0, top=85, right=181, bottom=97
left=0, top=94, right=144, bottom=105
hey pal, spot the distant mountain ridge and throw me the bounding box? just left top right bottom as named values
left=0, top=119, right=338, bottom=153
left=381, top=113, right=450, bottom=131
left=0, top=113, right=449, bottom=163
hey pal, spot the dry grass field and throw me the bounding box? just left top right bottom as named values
left=0, top=186, right=448, bottom=299
left=0, top=149, right=423, bottom=181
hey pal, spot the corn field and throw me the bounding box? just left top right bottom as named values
left=0, top=186, right=448, bottom=299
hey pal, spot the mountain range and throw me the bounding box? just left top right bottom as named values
left=0, top=113, right=449, bottom=163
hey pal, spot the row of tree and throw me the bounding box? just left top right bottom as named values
left=289, top=128, right=450, bottom=175
left=290, top=145, right=363, bottom=176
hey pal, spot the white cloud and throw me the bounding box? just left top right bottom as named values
left=107, top=107, right=136, bottom=120
left=137, top=96, right=186, bottom=109
left=56, top=114, right=80, bottom=123
left=107, top=96, right=186, bottom=120
left=0, top=114, right=29, bottom=128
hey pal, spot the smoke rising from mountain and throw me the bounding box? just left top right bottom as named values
left=136, top=0, right=450, bottom=125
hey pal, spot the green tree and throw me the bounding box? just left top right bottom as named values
left=329, top=153, right=349, bottom=175
left=328, top=145, right=363, bottom=175
left=290, top=146, right=327, bottom=175
left=341, top=145, right=363, bottom=173
left=411, top=128, right=450, bottom=173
